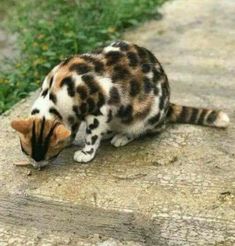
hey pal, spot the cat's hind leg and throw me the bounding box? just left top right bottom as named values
left=110, top=116, right=166, bottom=147
left=110, top=133, right=135, bottom=147
left=110, top=121, right=145, bottom=147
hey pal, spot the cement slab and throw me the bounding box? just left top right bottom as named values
left=0, top=0, right=235, bottom=245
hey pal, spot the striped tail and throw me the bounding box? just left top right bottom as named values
left=167, top=103, right=230, bottom=128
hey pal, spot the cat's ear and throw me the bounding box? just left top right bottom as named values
left=11, top=119, right=32, bottom=135
left=53, top=124, right=71, bottom=144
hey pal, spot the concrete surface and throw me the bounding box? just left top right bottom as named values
left=0, top=0, right=235, bottom=245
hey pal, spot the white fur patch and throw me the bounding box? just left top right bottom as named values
left=111, top=134, right=132, bottom=147
left=103, top=46, right=120, bottom=53
left=72, top=73, right=83, bottom=87
left=145, top=91, right=161, bottom=122
left=31, top=95, right=54, bottom=119
left=41, top=76, right=49, bottom=90
left=96, top=76, right=113, bottom=95
left=146, top=71, right=154, bottom=79
left=74, top=150, right=94, bottom=163
left=214, top=111, right=230, bottom=128
left=52, top=65, right=60, bottom=73
left=56, top=88, right=74, bottom=118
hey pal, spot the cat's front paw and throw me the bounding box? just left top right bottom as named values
left=111, top=134, right=132, bottom=147
left=74, top=149, right=95, bottom=163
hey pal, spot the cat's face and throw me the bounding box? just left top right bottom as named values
left=11, top=117, right=71, bottom=168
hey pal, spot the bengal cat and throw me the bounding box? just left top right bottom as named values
left=11, top=41, right=229, bottom=168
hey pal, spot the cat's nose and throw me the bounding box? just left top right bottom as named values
left=33, top=157, right=43, bottom=162
left=32, top=152, right=45, bottom=162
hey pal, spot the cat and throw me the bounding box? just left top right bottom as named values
left=11, top=41, right=230, bottom=168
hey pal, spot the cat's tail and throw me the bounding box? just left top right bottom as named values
left=167, top=103, right=230, bottom=128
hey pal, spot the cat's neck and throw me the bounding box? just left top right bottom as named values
left=30, top=91, right=62, bottom=122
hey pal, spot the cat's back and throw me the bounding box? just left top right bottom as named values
left=50, top=41, right=166, bottom=89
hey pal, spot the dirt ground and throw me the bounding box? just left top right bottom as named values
left=0, top=0, right=234, bottom=245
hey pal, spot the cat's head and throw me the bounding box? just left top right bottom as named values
left=11, top=117, right=71, bottom=168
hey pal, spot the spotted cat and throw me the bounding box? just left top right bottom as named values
left=11, top=41, right=230, bottom=168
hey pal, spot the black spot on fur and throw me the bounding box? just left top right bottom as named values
left=112, top=41, right=129, bottom=51
left=112, top=65, right=130, bottom=82
left=97, top=93, right=105, bottom=108
left=178, top=106, right=188, bottom=123
left=143, top=77, right=153, bottom=93
left=161, top=81, right=169, bottom=97
left=31, top=109, right=40, bottom=115
left=87, top=98, right=95, bottom=113
left=94, top=60, right=105, bottom=73
left=69, top=63, right=91, bottom=74
left=108, top=87, right=120, bottom=104
left=166, top=105, right=173, bottom=119
left=117, top=105, right=133, bottom=123
left=49, top=107, right=63, bottom=120
left=134, top=45, right=148, bottom=63
left=135, top=46, right=157, bottom=64
left=190, top=108, right=199, bottom=123
left=91, top=135, right=98, bottom=145
left=82, top=74, right=99, bottom=94
left=142, top=64, right=151, bottom=73
left=93, top=109, right=103, bottom=116
left=71, top=123, right=79, bottom=138
left=61, top=76, right=75, bottom=97
left=153, top=86, right=159, bottom=95
left=86, top=128, right=92, bottom=134
left=105, top=51, right=124, bottom=66
left=207, top=111, right=217, bottom=124
left=148, top=112, right=161, bottom=125
left=148, top=113, right=161, bottom=125
left=68, top=115, right=75, bottom=125
left=80, top=103, right=87, bottom=115
left=127, top=52, right=139, bottom=67
left=129, top=79, right=140, bottom=97
left=77, top=86, right=88, bottom=100
left=71, top=123, right=78, bottom=132
left=49, top=92, right=57, bottom=104
left=89, top=118, right=99, bottom=130
left=159, top=96, right=165, bottom=110
left=81, top=55, right=105, bottom=73
left=73, top=105, right=83, bottom=120
left=107, top=109, right=113, bottom=123
left=41, top=89, right=48, bottom=97
left=49, top=76, right=53, bottom=88
left=153, top=68, right=162, bottom=82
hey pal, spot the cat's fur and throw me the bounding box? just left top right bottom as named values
left=11, top=41, right=230, bottom=168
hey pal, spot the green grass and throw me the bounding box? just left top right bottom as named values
left=0, top=0, right=164, bottom=114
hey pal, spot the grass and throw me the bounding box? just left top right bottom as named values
left=0, top=0, right=164, bottom=114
